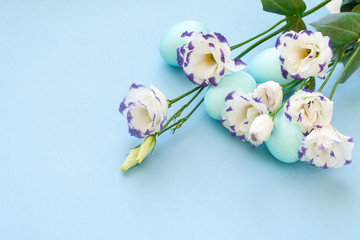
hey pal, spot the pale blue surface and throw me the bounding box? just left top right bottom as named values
left=204, top=71, right=256, bottom=120
left=159, top=20, right=209, bottom=66
left=1, top=1, right=360, bottom=240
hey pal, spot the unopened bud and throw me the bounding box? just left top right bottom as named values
left=120, top=135, right=156, bottom=172
left=120, top=146, right=140, bottom=171
left=136, top=135, right=156, bottom=164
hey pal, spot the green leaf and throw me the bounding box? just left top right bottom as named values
left=310, top=12, right=360, bottom=48
left=261, top=0, right=306, bottom=16
left=341, top=0, right=358, bottom=12
left=340, top=45, right=360, bottom=83
left=286, top=17, right=307, bottom=32
left=352, top=4, right=360, bottom=13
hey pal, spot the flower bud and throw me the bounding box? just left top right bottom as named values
left=120, top=146, right=140, bottom=171
left=249, top=114, right=274, bottom=147
left=120, top=135, right=156, bottom=171
left=136, top=135, right=156, bottom=164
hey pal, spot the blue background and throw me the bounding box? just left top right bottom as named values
left=1, top=0, right=360, bottom=239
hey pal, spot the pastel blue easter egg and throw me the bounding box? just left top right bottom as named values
left=265, top=110, right=303, bottom=163
left=159, top=21, right=209, bottom=67
left=247, top=47, right=290, bottom=84
left=204, top=71, right=257, bottom=120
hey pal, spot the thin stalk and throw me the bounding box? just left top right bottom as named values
left=158, top=97, right=205, bottom=136
left=302, top=0, right=332, bottom=17
left=281, top=78, right=301, bottom=88
left=328, top=50, right=352, bottom=68
left=318, top=47, right=344, bottom=92
left=235, top=21, right=294, bottom=59
left=270, top=80, right=306, bottom=117
left=161, top=87, right=204, bottom=130
left=168, top=86, right=201, bottom=105
left=230, top=18, right=287, bottom=51
left=283, top=80, right=303, bottom=95
left=329, top=44, right=360, bottom=100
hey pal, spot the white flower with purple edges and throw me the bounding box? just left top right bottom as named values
left=253, top=81, right=283, bottom=112
left=276, top=30, right=333, bottom=80
left=119, top=84, right=168, bottom=138
left=177, top=31, right=246, bottom=87
left=248, top=114, right=274, bottom=147
left=298, top=125, right=354, bottom=169
left=285, top=89, right=333, bottom=133
left=221, top=91, right=268, bottom=144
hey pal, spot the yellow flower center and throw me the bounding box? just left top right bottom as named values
left=205, top=54, right=215, bottom=63
left=302, top=49, right=311, bottom=59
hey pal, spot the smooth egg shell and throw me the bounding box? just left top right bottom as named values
left=159, top=21, right=209, bottom=67
left=247, top=47, right=290, bottom=85
left=204, top=71, right=256, bottom=120
left=265, top=109, right=303, bottom=163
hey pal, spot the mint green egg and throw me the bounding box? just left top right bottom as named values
left=247, top=47, right=290, bottom=85
left=204, top=71, right=256, bottom=120
left=265, top=110, right=304, bottom=163
left=159, top=21, right=209, bottom=67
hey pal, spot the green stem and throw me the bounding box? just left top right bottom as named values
left=318, top=47, right=344, bottom=92
left=302, top=0, right=332, bottom=17
left=270, top=80, right=306, bottom=117
left=158, top=97, right=205, bottom=136
left=328, top=50, right=352, bottom=68
left=281, top=79, right=300, bottom=88
left=329, top=44, right=360, bottom=100
left=161, top=87, right=205, bottom=130
left=168, top=86, right=201, bottom=105
left=182, top=97, right=204, bottom=121
left=230, top=18, right=287, bottom=51
left=235, top=21, right=294, bottom=59
left=283, top=80, right=303, bottom=95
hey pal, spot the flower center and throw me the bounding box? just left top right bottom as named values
left=302, top=49, right=311, bottom=59
left=205, top=53, right=215, bottom=63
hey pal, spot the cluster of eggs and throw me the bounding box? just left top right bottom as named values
left=159, top=21, right=303, bottom=164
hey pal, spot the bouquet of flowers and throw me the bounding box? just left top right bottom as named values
left=119, top=0, right=360, bottom=171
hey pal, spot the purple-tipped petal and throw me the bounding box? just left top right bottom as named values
left=234, top=58, right=246, bottom=66
left=220, top=49, right=225, bottom=63
left=321, top=163, right=329, bottom=169
left=209, top=77, right=217, bottom=85
left=225, top=91, right=234, bottom=101
left=290, top=74, right=303, bottom=80
left=300, top=30, right=313, bottom=36
left=213, top=32, right=228, bottom=44
left=119, top=100, right=127, bottom=114
left=318, top=62, right=326, bottom=73
left=203, top=33, right=214, bottom=40
left=280, top=65, right=288, bottom=79
left=275, top=37, right=281, bottom=49
left=284, top=112, right=292, bottom=121
left=345, top=159, right=352, bottom=165
left=285, top=100, right=290, bottom=111
left=219, top=68, right=225, bottom=76
left=181, top=31, right=193, bottom=38
left=129, top=127, right=142, bottom=138
left=188, top=41, right=194, bottom=50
